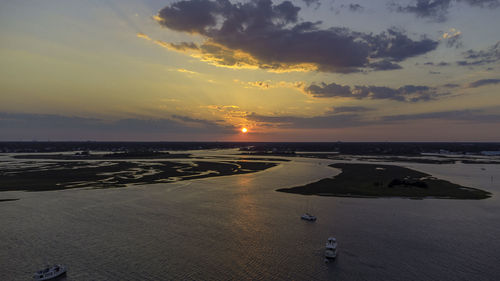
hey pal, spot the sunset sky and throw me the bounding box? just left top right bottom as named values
left=1, top=0, right=499, bottom=141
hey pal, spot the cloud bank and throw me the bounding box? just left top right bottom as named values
left=0, top=113, right=235, bottom=140
left=304, top=82, right=445, bottom=102
left=155, top=0, right=438, bottom=73
left=382, top=109, right=500, bottom=122
left=458, top=41, right=500, bottom=66
left=247, top=112, right=370, bottom=129
left=247, top=108, right=500, bottom=129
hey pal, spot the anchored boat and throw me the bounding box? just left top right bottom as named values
left=33, top=264, right=66, bottom=280
left=301, top=213, right=317, bottom=221
left=325, top=237, right=337, bottom=259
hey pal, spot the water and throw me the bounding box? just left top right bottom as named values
left=1, top=152, right=499, bottom=280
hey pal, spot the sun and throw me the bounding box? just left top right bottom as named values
left=241, top=127, right=248, bottom=133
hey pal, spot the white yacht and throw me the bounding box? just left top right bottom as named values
left=301, top=213, right=317, bottom=221
left=33, top=264, right=66, bottom=280
left=325, top=237, right=337, bottom=259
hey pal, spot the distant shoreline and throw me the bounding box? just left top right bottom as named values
left=2, top=141, right=500, bottom=157
left=0, top=198, right=19, bottom=202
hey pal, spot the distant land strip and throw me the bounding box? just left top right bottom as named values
left=0, top=198, right=19, bottom=202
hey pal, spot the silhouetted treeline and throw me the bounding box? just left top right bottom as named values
left=0, top=141, right=499, bottom=155
left=0, top=142, right=246, bottom=153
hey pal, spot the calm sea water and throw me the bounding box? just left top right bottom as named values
left=1, top=150, right=499, bottom=280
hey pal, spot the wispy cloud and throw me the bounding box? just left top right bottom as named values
left=234, top=80, right=305, bottom=90
left=390, top=0, right=499, bottom=22
left=152, top=40, right=199, bottom=52
left=177, top=68, right=198, bottom=75
left=458, top=41, right=500, bottom=66
left=136, top=32, right=151, bottom=40
left=467, top=78, right=500, bottom=88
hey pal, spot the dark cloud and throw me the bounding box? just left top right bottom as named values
left=340, top=3, right=364, bottom=12
left=348, top=3, right=364, bottom=11
left=389, top=0, right=452, bottom=22
left=462, top=0, right=500, bottom=7
left=167, top=42, right=199, bottom=51
left=459, top=41, right=500, bottom=66
left=424, top=61, right=451, bottom=66
left=306, top=82, right=352, bottom=98
left=457, top=60, right=483, bottom=66
left=156, top=0, right=221, bottom=34
left=156, top=0, right=438, bottom=73
left=443, top=83, right=460, bottom=88
left=0, top=113, right=234, bottom=140
left=382, top=109, right=500, bottom=122
left=367, top=28, right=438, bottom=62
left=429, top=70, right=441, bottom=74
left=390, top=0, right=499, bottom=22
left=304, top=82, right=444, bottom=102
left=467, top=78, right=500, bottom=88
left=444, top=34, right=463, bottom=48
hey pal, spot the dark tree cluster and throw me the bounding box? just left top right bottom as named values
left=388, top=178, right=428, bottom=188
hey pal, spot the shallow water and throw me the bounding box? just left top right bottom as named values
left=1, top=152, right=499, bottom=280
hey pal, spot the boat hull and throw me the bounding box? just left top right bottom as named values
left=33, top=266, right=66, bottom=281
left=301, top=214, right=317, bottom=221
left=325, top=249, right=337, bottom=259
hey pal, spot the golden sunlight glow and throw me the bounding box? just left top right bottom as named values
left=136, top=33, right=151, bottom=41
left=241, top=127, right=248, bottom=133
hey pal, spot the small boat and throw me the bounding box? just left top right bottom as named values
left=33, top=264, right=66, bottom=280
left=325, top=237, right=337, bottom=259
left=301, top=213, right=317, bottom=221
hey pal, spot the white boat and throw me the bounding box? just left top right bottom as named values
left=33, top=264, right=66, bottom=280
left=325, top=237, right=337, bottom=259
left=301, top=213, right=317, bottom=221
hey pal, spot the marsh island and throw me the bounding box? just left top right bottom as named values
left=277, top=163, right=491, bottom=199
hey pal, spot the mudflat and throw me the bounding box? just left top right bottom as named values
left=0, top=160, right=277, bottom=192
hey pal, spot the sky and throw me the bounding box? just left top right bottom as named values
left=0, top=0, right=499, bottom=141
